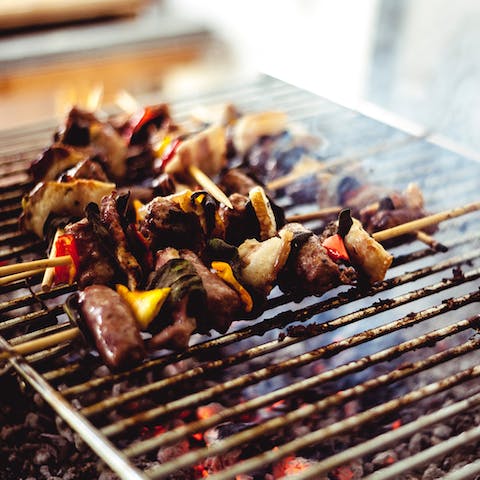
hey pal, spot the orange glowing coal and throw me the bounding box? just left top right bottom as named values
left=391, top=419, right=402, bottom=430
left=273, top=455, right=315, bottom=478
left=197, top=402, right=223, bottom=420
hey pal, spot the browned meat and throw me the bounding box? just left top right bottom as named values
left=219, top=193, right=259, bottom=246
left=277, top=223, right=356, bottom=296
left=220, top=169, right=260, bottom=197
left=59, top=158, right=109, bottom=182
left=78, top=285, right=145, bottom=370
left=29, top=144, right=88, bottom=182
left=149, top=296, right=196, bottom=350
left=180, top=249, right=243, bottom=334
left=366, top=207, right=429, bottom=233
left=64, top=219, right=116, bottom=288
left=139, top=196, right=206, bottom=254
left=100, top=193, right=142, bottom=291
left=20, top=179, right=115, bottom=238
left=147, top=248, right=205, bottom=350
left=61, top=107, right=128, bottom=182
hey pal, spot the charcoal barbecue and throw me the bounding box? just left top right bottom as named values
left=1, top=76, right=480, bottom=480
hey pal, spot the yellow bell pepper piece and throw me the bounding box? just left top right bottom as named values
left=116, top=284, right=171, bottom=330
left=133, top=199, right=146, bottom=223
left=153, top=135, right=172, bottom=158
left=211, top=261, right=253, bottom=313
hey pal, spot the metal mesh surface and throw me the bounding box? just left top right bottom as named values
left=1, top=76, right=480, bottom=480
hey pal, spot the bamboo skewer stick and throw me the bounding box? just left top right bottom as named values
left=373, top=201, right=480, bottom=242
left=286, top=206, right=343, bottom=223
left=42, top=228, right=63, bottom=291
left=0, top=328, right=80, bottom=362
left=0, top=256, right=71, bottom=278
left=415, top=231, right=448, bottom=252
left=0, top=268, right=46, bottom=287
left=188, top=164, right=233, bottom=209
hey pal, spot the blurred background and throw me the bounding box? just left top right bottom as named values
left=1, top=0, right=480, bottom=154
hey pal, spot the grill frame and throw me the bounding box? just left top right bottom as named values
left=1, top=75, right=480, bottom=480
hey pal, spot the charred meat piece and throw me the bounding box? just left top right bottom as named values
left=238, top=233, right=292, bottom=298
left=29, top=144, right=89, bottom=182
left=233, top=111, right=288, bottom=156
left=20, top=179, right=115, bottom=238
left=78, top=285, right=145, bottom=370
left=148, top=248, right=206, bottom=349
left=181, top=249, right=243, bottom=334
left=60, top=107, right=128, bottom=182
left=139, top=196, right=206, bottom=255
left=220, top=168, right=262, bottom=197
left=100, top=192, right=143, bottom=291
left=219, top=193, right=259, bottom=246
left=64, top=219, right=116, bottom=288
left=277, top=223, right=356, bottom=297
left=59, top=158, right=109, bottom=182
left=343, top=218, right=393, bottom=284
left=164, top=125, right=227, bottom=181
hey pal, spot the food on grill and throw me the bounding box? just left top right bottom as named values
left=14, top=99, right=447, bottom=370
left=20, top=179, right=115, bottom=238
left=277, top=222, right=356, bottom=297
left=77, top=285, right=145, bottom=370
left=232, top=111, right=288, bottom=155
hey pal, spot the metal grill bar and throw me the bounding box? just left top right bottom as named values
left=147, top=339, right=480, bottom=479
left=123, top=314, right=480, bottom=459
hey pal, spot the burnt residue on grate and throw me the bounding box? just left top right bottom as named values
left=0, top=77, right=480, bottom=480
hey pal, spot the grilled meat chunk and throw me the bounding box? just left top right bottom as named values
left=233, top=111, right=288, bottom=155
left=20, top=179, right=115, bottom=238
left=64, top=219, right=116, bottom=288
left=238, top=233, right=292, bottom=298
left=219, top=193, right=259, bottom=246
left=139, top=196, right=206, bottom=254
left=220, top=168, right=261, bottom=197
left=164, top=125, right=227, bottom=181
left=343, top=218, right=393, bottom=284
left=29, top=144, right=89, bottom=182
left=59, top=158, right=109, bottom=182
left=148, top=248, right=205, bottom=349
left=100, top=192, right=142, bottom=291
left=278, top=223, right=356, bottom=297
left=78, top=285, right=145, bottom=370
left=61, top=107, right=128, bottom=182
left=181, top=249, right=243, bottom=334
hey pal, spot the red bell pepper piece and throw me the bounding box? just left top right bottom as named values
left=322, top=233, right=350, bottom=262
left=54, top=234, right=79, bottom=284
left=158, top=138, right=182, bottom=171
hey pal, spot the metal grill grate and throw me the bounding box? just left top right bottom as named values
left=1, top=76, right=480, bottom=480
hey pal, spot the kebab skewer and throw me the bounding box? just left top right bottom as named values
left=3, top=190, right=480, bottom=368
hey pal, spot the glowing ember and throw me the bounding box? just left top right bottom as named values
left=197, top=402, right=223, bottom=420
left=192, top=432, right=203, bottom=441
left=140, top=424, right=166, bottom=439
left=273, top=455, right=316, bottom=478
left=333, top=465, right=355, bottom=480
left=391, top=419, right=402, bottom=430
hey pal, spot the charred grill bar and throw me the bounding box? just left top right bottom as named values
left=1, top=76, right=480, bottom=479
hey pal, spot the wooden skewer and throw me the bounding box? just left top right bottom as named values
left=0, top=328, right=80, bottom=361
left=42, top=228, right=63, bottom=291
left=0, top=256, right=71, bottom=279
left=415, top=231, right=448, bottom=252
left=373, top=201, right=480, bottom=242
left=188, top=165, right=233, bottom=209
left=286, top=206, right=343, bottom=223
left=0, top=268, right=46, bottom=287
